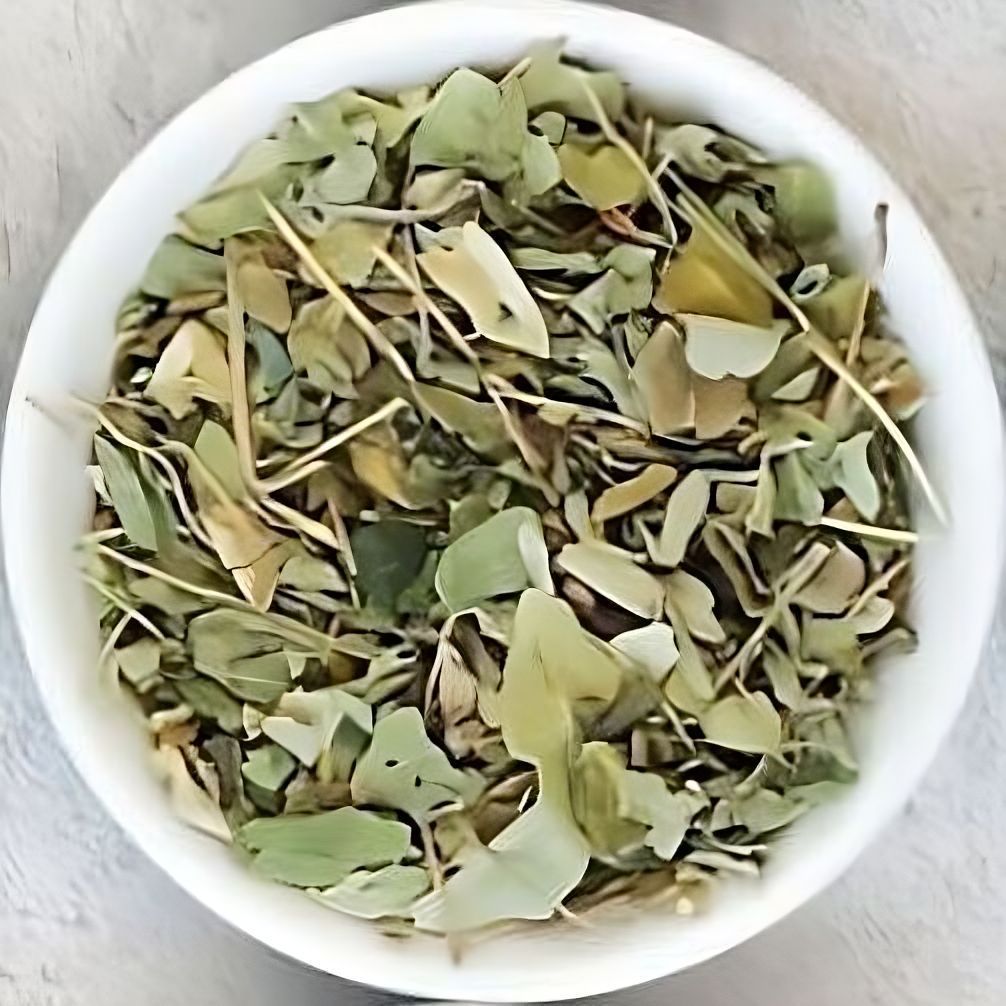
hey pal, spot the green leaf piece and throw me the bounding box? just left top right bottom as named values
left=557, top=143, right=644, bottom=210
left=239, top=806, right=411, bottom=887
left=94, top=437, right=167, bottom=551
left=698, top=692, right=781, bottom=754
left=518, top=44, right=625, bottom=123
left=417, top=221, right=549, bottom=358
left=435, top=507, right=553, bottom=612
left=350, top=520, right=428, bottom=612
left=315, top=865, right=430, bottom=919
left=411, top=69, right=527, bottom=182
left=556, top=541, right=664, bottom=619
left=351, top=707, right=481, bottom=823
left=140, top=236, right=226, bottom=300
left=263, top=688, right=373, bottom=782
left=682, top=315, right=788, bottom=380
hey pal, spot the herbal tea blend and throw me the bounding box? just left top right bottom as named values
left=84, top=45, right=930, bottom=937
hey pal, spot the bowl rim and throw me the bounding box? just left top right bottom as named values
left=4, top=0, right=1004, bottom=1000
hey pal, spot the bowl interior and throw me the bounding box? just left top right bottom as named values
left=3, top=1, right=1002, bottom=1001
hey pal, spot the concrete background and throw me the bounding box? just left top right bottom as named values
left=1, top=2, right=1004, bottom=1003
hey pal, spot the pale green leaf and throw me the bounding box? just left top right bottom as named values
left=631, top=320, right=693, bottom=434
left=414, top=382, right=510, bottom=459
left=263, top=687, right=373, bottom=782
left=556, top=541, right=664, bottom=619
left=830, top=431, right=881, bottom=521
left=94, top=437, right=161, bottom=551
left=315, top=865, right=430, bottom=919
left=591, top=464, right=677, bottom=524
left=610, top=623, right=679, bottom=681
left=115, top=637, right=162, bottom=692
left=411, top=69, right=526, bottom=181
left=435, top=507, right=553, bottom=612
left=310, top=221, right=392, bottom=287
left=288, top=296, right=371, bottom=395
left=140, top=236, right=226, bottom=300
left=241, top=743, right=297, bottom=792
left=569, top=245, right=655, bottom=335
left=417, top=221, right=549, bottom=357
left=351, top=707, right=481, bottom=822
left=146, top=319, right=231, bottom=420
left=682, top=314, right=788, bottom=380
left=698, top=692, right=781, bottom=754
left=646, top=470, right=710, bottom=569
left=413, top=791, right=588, bottom=933
left=774, top=453, right=824, bottom=525
left=239, top=806, right=411, bottom=887
left=665, top=570, right=725, bottom=645
left=557, top=143, right=644, bottom=210
left=518, top=44, right=625, bottom=123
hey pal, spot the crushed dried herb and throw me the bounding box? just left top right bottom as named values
left=85, top=44, right=927, bottom=940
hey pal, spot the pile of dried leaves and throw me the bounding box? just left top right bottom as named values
left=84, top=46, right=931, bottom=937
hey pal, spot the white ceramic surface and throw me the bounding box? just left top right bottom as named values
left=3, top=1, right=1002, bottom=1001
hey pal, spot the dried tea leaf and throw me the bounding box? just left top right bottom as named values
left=654, top=229, right=773, bottom=325
left=569, top=245, right=655, bottom=336
left=435, top=507, right=553, bottom=612
left=235, top=248, right=291, bottom=333
left=263, top=687, right=372, bottom=782
left=146, top=319, right=231, bottom=420
left=557, top=143, right=645, bottom=210
left=518, top=44, right=625, bottom=123
left=573, top=743, right=704, bottom=860
left=311, top=220, right=393, bottom=288
left=115, top=637, right=162, bottom=692
left=830, top=431, right=881, bottom=521
left=665, top=570, right=725, bottom=645
left=155, top=746, right=231, bottom=843
left=692, top=375, right=750, bottom=440
left=94, top=437, right=172, bottom=551
left=774, top=453, right=824, bottom=525
left=288, top=296, right=371, bottom=395
left=610, top=623, right=679, bottom=682
left=414, top=383, right=510, bottom=459
left=698, top=692, right=781, bottom=754
left=413, top=792, right=587, bottom=933
left=315, top=865, right=430, bottom=919
left=731, top=789, right=808, bottom=835
left=412, top=69, right=527, bottom=182
left=656, top=123, right=760, bottom=183
left=646, top=471, right=710, bottom=569
left=241, top=743, right=297, bottom=792
left=418, top=222, right=549, bottom=357
left=591, top=464, right=677, bottom=524
left=140, top=236, right=226, bottom=300
left=239, top=806, right=411, bottom=887
left=682, top=315, right=788, bottom=380
left=351, top=707, right=481, bottom=823
left=631, top=321, right=694, bottom=434
left=794, top=543, right=866, bottom=614
left=350, top=520, right=428, bottom=611
left=557, top=541, right=664, bottom=619
left=761, top=162, right=836, bottom=244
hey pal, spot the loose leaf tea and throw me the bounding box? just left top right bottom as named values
left=86, top=45, right=928, bottom=940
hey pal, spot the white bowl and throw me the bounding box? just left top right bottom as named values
left=4, top=0, right=1003, bottom=1000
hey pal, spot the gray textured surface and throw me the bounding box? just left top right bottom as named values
left=1, top=2, right=1005, bottom=1003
